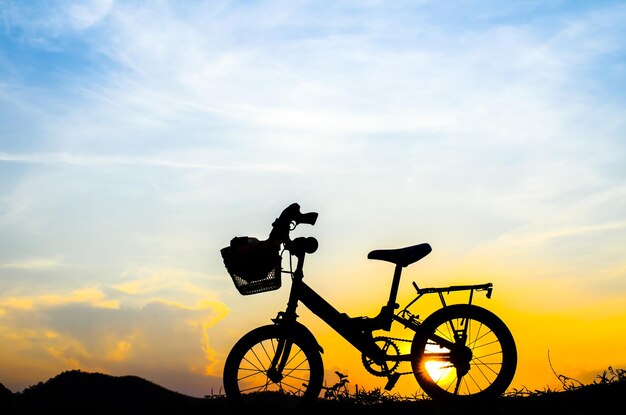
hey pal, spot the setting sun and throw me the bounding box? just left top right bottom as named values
left=424, top=352, right=455, bottom=385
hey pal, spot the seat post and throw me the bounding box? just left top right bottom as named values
left=387, top=264, right=403, bottom=308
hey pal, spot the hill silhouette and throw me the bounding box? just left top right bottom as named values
left=0, top=370, right=224, bottom=415
left=0, top=369, right=624, bottom=414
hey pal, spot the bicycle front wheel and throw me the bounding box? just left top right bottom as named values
left=411, top=304, right=517, bottom=401
left=223, top=324, right=324, bottom=407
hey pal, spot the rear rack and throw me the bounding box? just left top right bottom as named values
left=405, top=282, right=493, bottom=309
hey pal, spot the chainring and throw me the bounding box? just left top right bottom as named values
left=361, top=337, right=401, bottom=377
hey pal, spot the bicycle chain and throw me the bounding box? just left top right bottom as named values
left=385, top=336, right=416, bottom=376
left=361, top=336, right=415, bottom=377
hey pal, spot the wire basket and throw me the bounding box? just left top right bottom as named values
left=221, top=236, right=282, bottom=295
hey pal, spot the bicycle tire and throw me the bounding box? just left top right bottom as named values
left=223, top=324, right=324, bottom=408
left=411, top=304, right=517, bottom=401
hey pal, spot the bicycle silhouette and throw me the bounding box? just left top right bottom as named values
left=221, top=203, right=517, bottom=405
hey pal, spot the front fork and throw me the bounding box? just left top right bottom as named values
left=264, top=308, right=324, bottom=384
left=267, top=338, right=293, bottom=383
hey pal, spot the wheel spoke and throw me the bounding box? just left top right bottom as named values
left=259, top=338, right=276, bottom=364
left=472, top=354, right=502, bottom=377
left=241, top=353, right=266, bottom=374
left=237, top=368, right=266, bottom=383
left=453, top=376, right=462, bottom=395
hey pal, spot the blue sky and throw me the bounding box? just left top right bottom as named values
left=1, top=0, right=625, bottom=398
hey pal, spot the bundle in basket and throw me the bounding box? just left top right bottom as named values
left=221, top=236, right=282, bottom=295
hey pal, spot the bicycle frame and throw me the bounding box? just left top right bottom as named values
left=275, top=250, right=494, bottom=368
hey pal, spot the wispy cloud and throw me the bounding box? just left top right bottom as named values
left=67, top=0, right=116, bottom=30
left=0, top=257, right=64, bottom=270
left=501, top=220, right=626, bottom=249
left=0, top=151, right=292, bottom=172
left=0, top=286, right=118, bottom=310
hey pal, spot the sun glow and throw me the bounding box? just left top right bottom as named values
left=423, top=343, right=455, bottom=384
left=425, top=360, right=454, bottom=383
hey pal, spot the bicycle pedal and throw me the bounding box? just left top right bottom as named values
left=384, top=373, right=400, bottom=391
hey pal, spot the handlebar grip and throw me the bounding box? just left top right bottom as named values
left=299, top=212, right=318, bottom=225
left=304, top=236, right=318, bottom=254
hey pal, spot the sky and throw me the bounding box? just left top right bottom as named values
left=1, top=0, right=625, bottom=399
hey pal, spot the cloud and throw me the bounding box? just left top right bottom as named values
left=0, top=287, right=118, bottom=310
left=500, top=221, right=626, bottom=250
left=0, top=257, right=64, bottom=270
left=4, top=1, right=625, bottom=164
left=1, top=0, right=116, bottom=38
left=68, top=0, right=116, bottom=30
left=0, top=151, right=292, bottom=172
left=1, top=1, right=624, bottom=261
left=0, top=280, right=229, bottom=397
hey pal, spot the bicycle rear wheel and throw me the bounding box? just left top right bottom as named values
left=411, top=304, right=517, bottom=401
left=223, top=324, right=324, bottom=408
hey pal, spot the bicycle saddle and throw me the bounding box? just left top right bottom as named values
left=367, top=243, right=432, bottom=267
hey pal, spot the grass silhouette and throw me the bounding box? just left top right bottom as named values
left=1, top=365, right=624, bottom=414
left=210, top=363, right=626, bottom=414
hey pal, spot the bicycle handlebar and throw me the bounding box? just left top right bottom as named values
left=269, top=203, right=318, bottom=242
